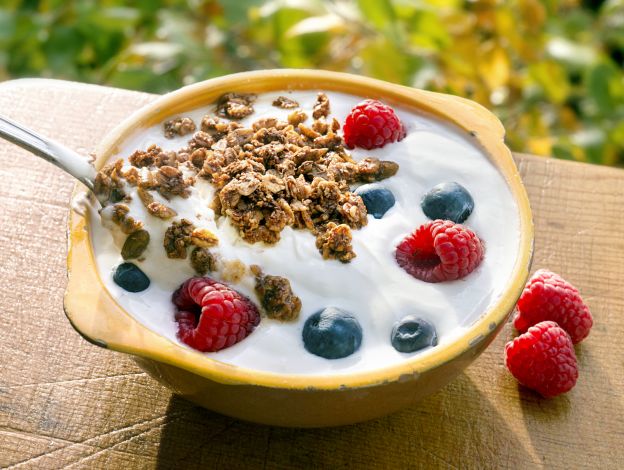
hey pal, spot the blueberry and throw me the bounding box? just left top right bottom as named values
left=391, top=316, right=438, bottom=353
left=113, top=262, right=150, bottom=293
left=355, top=185, right=395, bottom=219
left=302, top=307, right=363, bottom=359
left=421, top=182, right=474, bottom=223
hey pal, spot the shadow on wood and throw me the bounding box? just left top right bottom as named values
left=155, top=373, right=535, bottom=469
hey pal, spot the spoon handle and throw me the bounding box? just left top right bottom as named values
left=0, top=114, right=96, bottom=191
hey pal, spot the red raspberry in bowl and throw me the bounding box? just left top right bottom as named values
left=172, top=277, right=260, bottom=352
left=505, top=321, right=578, bottom=398
left=513, top=269, right=593, bottom=344
left=343, top=99, right=406, bottom=149
left=395, top=220, right=484, bottom=283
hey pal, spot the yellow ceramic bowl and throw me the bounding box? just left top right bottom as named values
left=64, top=70, right=533, bottom=427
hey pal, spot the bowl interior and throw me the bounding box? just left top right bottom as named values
left=64, top=69, right=533, bottom=390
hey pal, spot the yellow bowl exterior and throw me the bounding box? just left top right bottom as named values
left=64, top=70, right=533, bottom=427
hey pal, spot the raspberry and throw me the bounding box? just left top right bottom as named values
left=505, top=321, right=578, bottom=397
left=395, top=220, right=484, bottom=283
left=343, top=99, right=406, bottom=149
left=513, top=269, right=593, bottom=344
left=172, top=277, right=260, bottom=352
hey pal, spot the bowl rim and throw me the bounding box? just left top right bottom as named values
left=64, top=69, right=533, bottom=390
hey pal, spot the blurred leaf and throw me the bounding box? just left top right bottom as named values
left=220, top=0, right=265, bottom=23
left=527, top=136, right=553, bottom=156
left=572, top=127, right=605, bottom=148
left=286, top=14, right=345, bottom=37
left=129, top=42, right=184, bottom=60
left=108, top=67, right=179, bottom=93
left=478, top=45, right=511, bottom=90
left=255, top=0, right=322, bottom=18
left=88, top=7, right=140, bottom=32
left=547, top=37, right=597, bottom=68
left=357, top=0, right=395, bottom=29
left=41, top=26, right=83, bottom=75
left=359, top=37, right=421, bottom=84
left=572, top=127, right=613, bottom=164
left=422, top=0, right=462, bottom=7
left=407, top=10, right=451, bottom=51
left=557, top=7, right=595, bottom=35
left=529, top=61, right=571, bottom=104
left=156, top=10, right=197, bottom=48
left=519, top=0, right=546, bottom=30
left=611, top=120, right=624, bottom=147
left=587, top=62, right=624, bottom=115
left=0, top=10, right=16, bottom=42
left=553, top=141, right=585, bottom=162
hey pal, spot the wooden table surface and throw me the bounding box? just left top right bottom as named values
left=0, top=79, right=622, bottom=469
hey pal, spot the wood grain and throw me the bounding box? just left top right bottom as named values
left=0, top=79, right=621, bottom=469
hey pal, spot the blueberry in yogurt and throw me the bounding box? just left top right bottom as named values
left=303, top=307, right=363, bottom=359
left=391, top=316, right=438, bottom=353
left=355, top=185, right=395, bottom=219
left=113, top=262, right=150, bottom=293
left=421, top=182, right=474, bottom=224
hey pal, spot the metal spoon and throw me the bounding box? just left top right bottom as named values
left=0, top=113, right=96, bottom=190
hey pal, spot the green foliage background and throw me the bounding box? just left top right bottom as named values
left=1, top=0, right=623, bottom=165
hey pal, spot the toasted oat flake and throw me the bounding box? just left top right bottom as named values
left=215, top=92, right=256, bottom=120
left=164, top=117, right=196, bottom=139
left=272, top=96, right=299, bottom=109
left=288, top=110, right=307, bottom=126
left=147, top=202, right=177, bottom=220
left=111, top=203, right=143, bottom=234
left=221, top=259, right=247, bottom=283
left=141, top=165, right=193, bottom=200
left=312, top=92, right=330, bottom=119
left=137, top=187, right=177, bottom=219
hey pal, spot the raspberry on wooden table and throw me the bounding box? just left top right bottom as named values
left=172, top=277, right=260, bottom=352
left=513, top=269, right=593, bottom=344
left=505, top=321, right=578, bottom=398
left=395, top=220, right=484, bottom=283
left=343, top=99, right=406, bottom=149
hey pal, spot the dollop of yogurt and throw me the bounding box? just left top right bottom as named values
left=88, top=90, right=520, bottom=376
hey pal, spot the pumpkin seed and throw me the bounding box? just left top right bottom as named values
left=121, top=229, right=150, bottom=260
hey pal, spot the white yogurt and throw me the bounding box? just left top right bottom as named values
left=88, top=90, right=520, bottom=376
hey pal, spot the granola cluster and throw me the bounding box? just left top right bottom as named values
left=94, top=159, right=132, bottom=203
left=251, top=265, right=302, bottom=321
left=163, top=219, right=218, bottom=259
left=193, top=92, right=398, bottom=261
left=94, top=91, right=400, bottom=322
left=272, top=96, right=299, bottom=109
left=110, top=203, right=143, bottom=234
left=216, top=92, right=256, bottom=120
left=164, top=117, right=196, bottom=139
